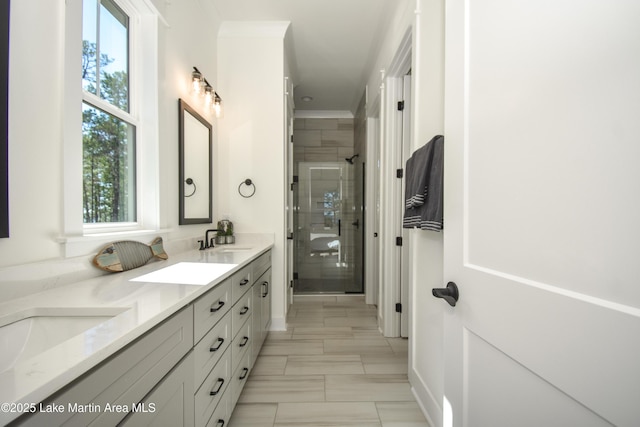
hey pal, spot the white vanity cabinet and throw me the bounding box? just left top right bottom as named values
left=13, top=249, right=272, bottom=427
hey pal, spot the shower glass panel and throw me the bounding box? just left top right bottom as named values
left=294, top=162, right=362, bottom=293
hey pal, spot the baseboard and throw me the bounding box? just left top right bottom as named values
left=410, top=367, right=441, bottom=427
left=270, top=316, right=287, bottom=331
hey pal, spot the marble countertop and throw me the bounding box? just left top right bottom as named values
left=0, top=241, right=272, bottom=424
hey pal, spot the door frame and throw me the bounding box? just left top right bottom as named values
left=400, top=72, right=412, bottom=338
left=380, top=29, right=412, bottom=337
left=284, top=76, right=294, bottom=312
left=365, top=93, right=381, bottom=307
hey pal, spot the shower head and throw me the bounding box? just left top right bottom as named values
left=345, top=154, right=359, bottom=164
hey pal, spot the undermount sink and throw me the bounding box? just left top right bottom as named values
left=130, top=262, right=238, bottom=286
left=218, top=247, right=252, bottom=253
left=0, top=307, right=129, bottom=373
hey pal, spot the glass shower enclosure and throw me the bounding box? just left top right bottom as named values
left=293, top=161, right=363, bottom=294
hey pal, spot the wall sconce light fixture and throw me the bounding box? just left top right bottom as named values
left=214, top=93, right=223, bottom=118
left=191, top=66, right=223, bottom=118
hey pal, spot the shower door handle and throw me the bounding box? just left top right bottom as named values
left=338, top=219, right=341, bottom=236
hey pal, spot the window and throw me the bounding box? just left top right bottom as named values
left=63, top=0, right=159, bottom=254
left=81, top=0, right=136, bottom=224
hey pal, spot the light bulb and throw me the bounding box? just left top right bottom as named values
left=204, top=86, right=214, bottom=105
left=214, top=95, right=223, bottom=118
left=192, top=70, right=203, bottom=94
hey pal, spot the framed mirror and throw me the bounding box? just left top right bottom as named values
left=178, top=99, right=212, bottom=224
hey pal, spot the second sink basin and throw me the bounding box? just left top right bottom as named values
left=0, top=307, right=129, bottom=373
left=130, top=262, right=238, bottom=286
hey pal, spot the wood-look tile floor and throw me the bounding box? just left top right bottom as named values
left=229, top=295, right=430, bottom=427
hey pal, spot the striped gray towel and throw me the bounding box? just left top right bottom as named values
left=403, top=135, right=444, bottom=231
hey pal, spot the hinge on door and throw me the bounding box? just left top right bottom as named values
left=397, top=101, right=405, bottom=111
left=290, top=280, right=294, bottom=288
left=396, top=168, right=403, bottom=178
left=290, top=183, right=295, bottom=191
left=395, top=303, right=402, bottom=313
left=290, top=135, right=294, bottom=143
left=293, top=272, right=299, bottom=280
left=396, top=236, right=403, bottom=246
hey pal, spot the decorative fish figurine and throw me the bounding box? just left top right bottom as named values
left=93, top=237, right=168, bottom=272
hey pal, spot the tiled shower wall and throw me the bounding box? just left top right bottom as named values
left=293, top=118, right=355, bottom=173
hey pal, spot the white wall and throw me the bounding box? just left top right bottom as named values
left=409, top=1, right=445, bottom=426
left=6, top=0, right=66, bottom=266
left=157, top=1, right=222, bottom=232
left=217, top=22, right=291, bottom=330
left=365, top=0, right=445, bottom=425
left=1, top=0, right=223, bottom=289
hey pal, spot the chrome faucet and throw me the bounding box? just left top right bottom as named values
left=199, top=229, right=219, bottom=250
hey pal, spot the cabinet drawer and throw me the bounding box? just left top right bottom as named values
left=232, top=291, right=252, bottom=338
left=232, top=318, right=252, bottom=374
left=252, top=250, right=271, bottom=283
left=195, top=349, right=231, bottom=427
left=194, top=279, right=231, bottom=344
left=231, top=265, right=252, bottom=304
left=230, top=350, right=251, bottom=410
left=194, top=313, right=231, bottom=390
left=205, top=389, right=230, bottom=427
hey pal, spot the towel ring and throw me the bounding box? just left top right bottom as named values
left=238, top=179, right=256, bottom=198
left=185, top=178, right=196, bottom=197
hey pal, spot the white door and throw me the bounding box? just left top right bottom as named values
left=442, top=1, right=640, bottom=426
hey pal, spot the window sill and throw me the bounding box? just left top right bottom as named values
left=57, top=228, right=173, bottom=258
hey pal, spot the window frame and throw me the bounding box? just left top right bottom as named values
left=62, top=0, right=161, bottom=255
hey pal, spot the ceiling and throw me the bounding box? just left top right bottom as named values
left=210, top=0, right=394, bottom=113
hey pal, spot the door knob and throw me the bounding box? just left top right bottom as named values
left=432, top=282, right=459, bottom=307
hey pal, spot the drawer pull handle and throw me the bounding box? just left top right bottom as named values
left=240, top=306, right=249, bottom=315
left=239, top=367, right=249, bottom=380
left=262, top=281, right=269, bottom=298
left=209, top=378, right=225, bottom=396
left=239, top=336, right=249, bottom=347
left=210, top=338, right=225, bottom=352
left=240, top=278, right=249, bottom=286
left=216, top=419, right=225, bottom=427
left=210, top=301, right=225, bottom=313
